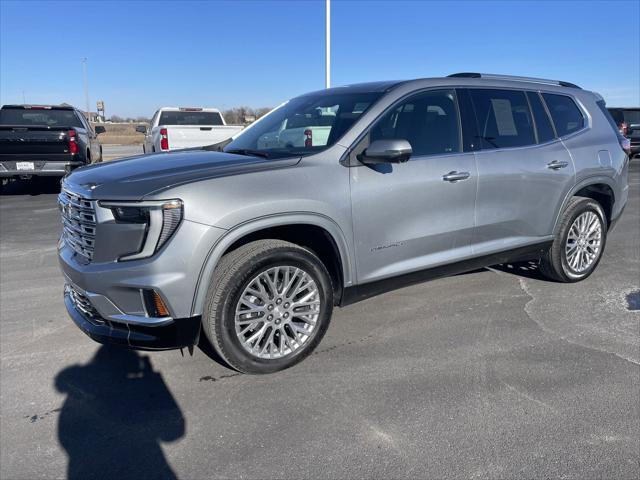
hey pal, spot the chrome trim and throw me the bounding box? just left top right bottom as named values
left=109, top=313, right=174, bottom=327
left=58, top=189, right=96, bottom=260
left=98, top=200, right=179, bottom=208
left=65, top=281, right=174, bottom=327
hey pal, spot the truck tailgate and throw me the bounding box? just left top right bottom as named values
left=0, top=126, right=71, bottom=156
left=165, top=125, right=244, bottom=150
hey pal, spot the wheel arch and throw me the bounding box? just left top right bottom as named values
left=191, top=213, right=354, bottom=317
left=553, top=176, right=616, bottom=234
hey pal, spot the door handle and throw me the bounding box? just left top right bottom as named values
left=547, top=160, right=569, bottom=170
left=442, top=171, right=470, bottom=182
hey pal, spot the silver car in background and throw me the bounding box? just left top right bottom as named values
left=58, top=73, right=629, bottom=374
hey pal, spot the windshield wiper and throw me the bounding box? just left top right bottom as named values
left=225, top=148, right=270, bottom=159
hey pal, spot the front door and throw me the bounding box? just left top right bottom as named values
left=349, top=89, right=478, bottom=284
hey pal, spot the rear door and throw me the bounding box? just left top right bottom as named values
left=468, top=88, right=575, bottom=254
left=350, top=89, right=477, bottom=284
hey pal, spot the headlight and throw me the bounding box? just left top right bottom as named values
left=99, top=199, right=183, bottom=261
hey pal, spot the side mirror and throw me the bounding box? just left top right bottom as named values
left=94, top=125, right=106, bottom=134
left=135, top=125, right=147, bottom=134
left=358, top=139, right=412, bottom=165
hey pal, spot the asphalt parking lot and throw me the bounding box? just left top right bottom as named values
left=1, top=153, right=638, bottom=479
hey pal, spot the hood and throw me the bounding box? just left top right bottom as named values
left=62, top=150, right=301, bottom=200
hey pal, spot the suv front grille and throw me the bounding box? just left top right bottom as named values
left=58, top=189, right=96, bottom=261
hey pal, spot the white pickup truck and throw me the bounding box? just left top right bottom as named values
left=138, top=107, right=243, bottom=153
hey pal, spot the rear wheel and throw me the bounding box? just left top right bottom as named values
left=202, top=240, right=333, bottom=374
left=539, top=196, right=607, bottom=282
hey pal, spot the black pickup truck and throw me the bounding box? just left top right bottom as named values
left=0, top=104, right=105, bottom=182
left=608, top=107, right=640, bottom=158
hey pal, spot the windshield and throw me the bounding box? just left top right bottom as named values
left=224, top=91, right=383, bottom=158
left=0, top=108, right=82, bottom=127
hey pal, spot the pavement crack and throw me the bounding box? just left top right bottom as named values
left=514, top=276, right=640, bottom=367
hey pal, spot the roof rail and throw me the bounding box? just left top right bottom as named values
left=447, top=72, right=581, bottom=89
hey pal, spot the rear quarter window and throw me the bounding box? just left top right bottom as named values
left=542, top=93, right=585, bottom=137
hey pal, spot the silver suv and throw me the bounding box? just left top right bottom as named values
left=58, top=73, right=629, bottom=374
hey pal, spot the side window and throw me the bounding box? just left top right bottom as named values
left=470, top=89, right=535, bottom=149
left=76, top=111, right=90, bottom=131
left=526, top=91, right=556, bottom=143
left=370, top=89, right=461, bottom=156
left=542, top=93, right=585, bottom=137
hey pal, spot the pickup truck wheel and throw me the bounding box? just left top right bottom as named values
left=539, top=196, right=607, bottom=282
left=202, top=240, right=333, bottom=374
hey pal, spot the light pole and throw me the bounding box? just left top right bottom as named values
left=81, top=58, right=90, bottom=120
left=325, top=0, right=330, bottom=88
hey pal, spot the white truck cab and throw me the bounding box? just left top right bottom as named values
left=139, top=107, right=243, bottom=153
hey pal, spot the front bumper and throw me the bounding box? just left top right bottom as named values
left=64, top=286, right=201, bottom=350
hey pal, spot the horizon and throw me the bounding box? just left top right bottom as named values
left=1, top=0, right=639, bottom=117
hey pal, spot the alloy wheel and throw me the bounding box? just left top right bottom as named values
left=234, top=266, right=321, bottom=359
left=565, top=211, right=603, bottom=273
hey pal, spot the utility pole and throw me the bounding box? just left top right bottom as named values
left=21, top=90, right=26, bottom=104
left=325, top=0, right=330, bottom=88
left=81, top=58, right=90, bottom=120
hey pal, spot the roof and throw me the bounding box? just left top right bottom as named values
left=299, top=80, right=406, bottom=97
left=297, top=73, right=585, bottom=99
left=1, top=104, right=75, bottom=110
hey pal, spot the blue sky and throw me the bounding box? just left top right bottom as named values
left=1, top=0, right=638, bottom=117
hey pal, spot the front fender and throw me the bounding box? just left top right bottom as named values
left=190, top=212, right=355, bottom=317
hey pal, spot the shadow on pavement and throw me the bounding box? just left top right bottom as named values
left=55, top=346, right=184, bottom=480
left=0, top=177, right=61, bottom=196
left=491, top=260, right=546, bottom=280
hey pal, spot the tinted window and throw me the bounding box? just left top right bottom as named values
left=527, top=91, right=556, bottom=143
left=542, top=93, right=584, bottom=137
left=224, top=92, right=382, bottom=158
left=622, top=109, right=640, bottom=125
left=0, top=108, right=83, bottom=127
left=607, top=108, right=624, bottom=125
left=159, top=111, right=224, bottom=126
left=370, top=89, right=461, bottom=156
left=470, top=89, right=535, bottom=149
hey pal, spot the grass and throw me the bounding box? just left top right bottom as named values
left=92, top=123, right=145, bottom=145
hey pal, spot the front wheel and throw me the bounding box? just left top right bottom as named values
left=202, top=240, right=334, bottom=374
left=539, top=196, right=607, bottom=282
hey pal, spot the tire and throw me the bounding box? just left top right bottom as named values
left=539, top=196, right=607, bottom=282
left=202, top=240, right=334, bottom=374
